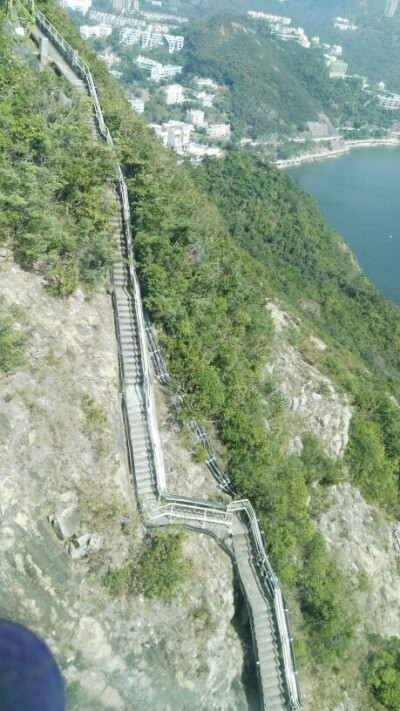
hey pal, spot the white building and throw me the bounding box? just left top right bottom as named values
left=247, top=11, right=291, bottom=25
left=143, top=11, right=188, bottom=23
left=135, top=56, right=183, bottom=81
left=378, top=92, right=400, bottom=108
left=154, top=64, right=182, bottom=81
left=129, top=97, right=145, bottom=113
left=206, top=123, right=231, bottom=139
left=195, top=91, right=214, bottom=108
left=385, top=0, right=399, bottom=18
left=328, top=59, right=348, bottom=78
left=112, top=0, right=132, bottom=9
left=141, top=26, right=163, bottom=48
left=152, top=64, right=182, bottom=81
left=80, top=24, right=112, bottom=38
left=150, top=121, right=193, bottom=150
left=186, top=143, right=223, bottom=160
left=90, top=10, right=145, bottom=27
left=272, top=24, right=310, bottom=48
left=195, top=77, right=218, bottom=89
left=185, top=109, right=205, bottom=126
left=334, top=17, right=358, bottom=30
left=167, top=121, right=192, bottom=149
left=165, top=84, right=185, bottom=104
left=163, top=34, right=184, bottom=52
left=61, top=0, right=92, bottom=13
left=119, top=27, right=142, bottom=44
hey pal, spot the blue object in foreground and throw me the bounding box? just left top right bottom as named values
left=0, top=619, right=65, bottom=711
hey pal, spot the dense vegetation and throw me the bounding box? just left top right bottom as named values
left=191, top=150, right=400, bottom=385
left=135, top=530, right=192, bottom=601
left=0, top=299, right=27, bottom=374
left=6, top=1, right=400, bottom=704
left=181, top=14, right=394, bottom=139
left=105, top=530, right=191, bottom=601
left=182, top=15, right=322, bottom=137
left=367, top=637, right=400, bottom=710
left=191, top=150, right=400, bottom=512
left=0, top=21, right=117, bottom=294
left=30, top=0, right=354, bottom=670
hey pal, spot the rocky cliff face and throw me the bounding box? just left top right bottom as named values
left=266, top=299, right=399, bottom=711
left=266, top=300, right=352, bottom=458
left=1, top=255, right=398, bottom=711
left=0, top=253, right=249, bottom=711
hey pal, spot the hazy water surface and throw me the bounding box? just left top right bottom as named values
left=287, top=147, right=400, bottom=304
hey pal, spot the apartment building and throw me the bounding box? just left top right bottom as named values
left=185, top=109, right=206, bottom=126
left=150, top=121, right=192, bottom=150
left=164, top=34, right=184, bottom=52
left=195, top=91, right=214, bottom=108
left=135, top=55, right=183, bottom=81
left=165, top=84, right=185, bottom=104
left=80, top=24, right=112, bottom=38
left=328, top=59, right=348, bottom=78
left=119, top=27, right=142, bottom=44
left=206, top=123, right=231, bottom=139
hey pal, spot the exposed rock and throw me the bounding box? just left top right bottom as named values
left=50, top=505, right=81, bottom=541
left=68, top=532, right=103, bottom=559
left=0, top=261, right=248, bottom=711
left=300, top=298, right=322, bottom=317
left=266, top=299, right=351, bottom=458
left=319, top=483, right=400, bottom=639
left=267, top=299, right=300, bottom=333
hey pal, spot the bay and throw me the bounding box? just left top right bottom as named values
left=287, top=147, right=400, bottom=304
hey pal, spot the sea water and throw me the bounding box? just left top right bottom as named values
left=287, top=146, right=400, bottom=304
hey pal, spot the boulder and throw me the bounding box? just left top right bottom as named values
left=68, top=533, right=103, bottom=560
left=50, top=505, right=81, bottom=541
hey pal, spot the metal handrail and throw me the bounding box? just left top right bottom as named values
left=147, top=501, right=233, bottom=529
left=162, top=492, right=228, bottom=511
left=228, top=499, right=302, bottom=709
left=34, top=7, right=167, bottom=498
left=31, top=10, right=302, bottom=709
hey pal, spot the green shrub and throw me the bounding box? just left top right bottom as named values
left=299, top=533, right=355, bottom=664
left=135, top=530, right=191, bottom=602
left=301, top=434, right=343, bottom=486
left=104, top=566, right=132, bottom=596
left=0, top=299, right=27, bottom=374
left=0, top=25, right=117, bottom=294
left=367, top=639, right=400, bottom=710
left=81, top=394, right=108, bottom=433
left=193, top=441, right=209, bottom=463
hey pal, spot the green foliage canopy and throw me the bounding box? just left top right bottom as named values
left=0, top=23, right=117, bottom=294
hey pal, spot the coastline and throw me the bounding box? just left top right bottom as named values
left=276, top=137, right=400, bottom=168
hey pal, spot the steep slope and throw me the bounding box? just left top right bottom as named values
left=3, top=2, right=400, bottom=708
left=0, top=21, right=251, bottom=710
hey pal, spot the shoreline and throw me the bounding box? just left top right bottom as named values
left=276, top=137, right=400, bottom=168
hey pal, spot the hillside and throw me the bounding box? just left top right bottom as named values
left=177, top=0, right=400, bottom=93
left=182, top=15, right=323, bottom=138
left=177, top=0, right=386, bottom=23
left=180, top=14, right=392, bottom=141
left=2, top=1, right=400, bottom=709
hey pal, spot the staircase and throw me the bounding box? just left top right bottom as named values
left=232, top=528, right=287, bottom=711
left=30, top=11, right=303, bottom=709
left=112, top=261, right=157, bottom=505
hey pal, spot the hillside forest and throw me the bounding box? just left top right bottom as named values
left=1, top=2, right=400, bottom=708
